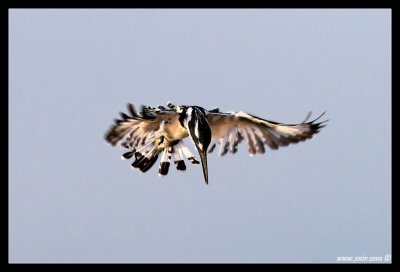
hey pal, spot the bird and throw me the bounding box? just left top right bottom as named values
left=105, top=102, right=327, bottom=185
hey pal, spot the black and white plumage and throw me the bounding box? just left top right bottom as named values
left=105, top=102, right=327, bottom=184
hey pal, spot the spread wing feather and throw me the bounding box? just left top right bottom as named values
left=207, top=111, right=327, bottom=156
left=105, top=103, right=177, bottom=150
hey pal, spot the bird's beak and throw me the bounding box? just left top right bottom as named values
left=198, top=149, right=209, bottom=185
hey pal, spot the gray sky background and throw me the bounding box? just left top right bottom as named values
left=9, top=9, right=391, bottom=263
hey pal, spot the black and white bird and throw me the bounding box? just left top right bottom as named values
left=105, top=102, right=327, bottom=184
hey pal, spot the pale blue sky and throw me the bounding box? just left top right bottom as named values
left=9, top=9, right=391, bottom=263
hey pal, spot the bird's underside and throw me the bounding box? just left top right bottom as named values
left=105, top=102, right=327, bottom=184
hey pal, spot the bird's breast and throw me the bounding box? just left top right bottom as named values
left=159, top=117, right=189, bottom=142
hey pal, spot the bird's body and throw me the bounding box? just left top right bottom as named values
left=105, top=102, right=327, bottom=184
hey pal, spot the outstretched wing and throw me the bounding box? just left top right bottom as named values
left=206, top=111, right=327, bottom=156
left=105, top=103, right=177, bottom=150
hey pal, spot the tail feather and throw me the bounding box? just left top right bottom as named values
left=131, top=141, right=159, bottom=172
left=140, top=153, right=159, bottom=173
left=175, top=141, right=200, bottom=164
left=173, top=145, right=187, bottom=171
left=119, top=139, right=200, bottom=178
left=159, top=147, right=172, bottom=176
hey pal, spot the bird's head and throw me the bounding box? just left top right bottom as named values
left=177, top=105, right=212, bottom=184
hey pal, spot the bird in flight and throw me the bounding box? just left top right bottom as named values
left=105, top=102, right=327, bottom=184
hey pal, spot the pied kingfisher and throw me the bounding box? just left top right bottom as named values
left=105, top=102, right=327, bottom=184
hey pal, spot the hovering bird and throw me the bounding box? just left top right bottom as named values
left=105, top=102, right=327, bottom=184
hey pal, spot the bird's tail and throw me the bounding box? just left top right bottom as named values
left=122, top=140, right=159, bottom=173
left=158, top=141, right=200, bottom=176
left=122, top=140, right=200, bottom=176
